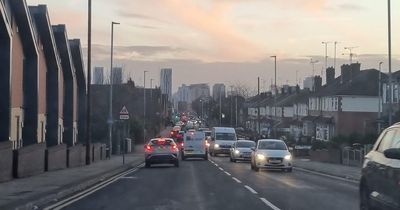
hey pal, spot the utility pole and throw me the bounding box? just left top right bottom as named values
left=230, top=86, right=233, bottom=127
left=378, top=62, right=383, bottom=133
left=219, top=90, right=222, bottom=126
left=108, top=21, right=119, bottom=155
left=235, top=93, right=238, bottom=128
left=271, top=55, right=277, bottom=138
left=343, top=46, right=357, bottom=64
left=85, top=0, right=92, bottom=165
left=143, top=71, right=147, bottom=144
left=322, top=41, right=330, bottom=71
left=334, top=41, right=338, bottom=71
left=310, top=58, right=319, bottom=76
left=388, top=0, right=393, bottom=126
left=257, top=77, right=260, bottom=134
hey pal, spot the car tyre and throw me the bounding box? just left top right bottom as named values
left=174, top=160, right=179, bottom=167
left=230, top=156, right=234, bottom=162
left=285, top=168, right=292, bottom=173
left=360, top=181, right=374, bottom=210
left=204, top=152, right=208, bottom=160
left=181, top=154, right=186, bottom=161
left=145, top=161, right=151, bottom=168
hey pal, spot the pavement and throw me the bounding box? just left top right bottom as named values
left=0, top=146, right=145, bottom=210
left=293, top=158, right=361, bottom=182
left=50, top=154, right=359, bottom=210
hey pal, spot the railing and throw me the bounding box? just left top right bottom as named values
left=341, top=145, right=373, bottom=167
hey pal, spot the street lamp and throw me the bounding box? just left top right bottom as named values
left=322, top=41, right=330, bottom=71
left=388, top=0, right=393, bottom=126
left=270, top=55, right=277, bottom=138
left=378, top=62, right=383, bottom=132
left=143, top=71, right=148, bottom=144
left=86, top=0, right=92, bottom=164
left=108, top=21, right=119, bottom=155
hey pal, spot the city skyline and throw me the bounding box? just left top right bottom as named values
left=26, top=0, right=400, bottom=92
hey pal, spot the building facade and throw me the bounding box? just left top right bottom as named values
left=212, top=83, right=226, bottom=101
left=160, top=68, right=172, bottom=102
left=94, top=66, right=104, bottom=84
left=112, top=67, right=122, bottom=84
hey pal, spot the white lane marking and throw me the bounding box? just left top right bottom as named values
left=118, top=176, right=138, bottom=179
left=218, top=167, right=224, bottom=171
left=260, top=198, right=281, bottom=210
left=244, top=185, right=258, bottom=194
left=43, top=165, right=142, bottom=210
left=224, top=171, right=231, bottom=176
left=232, top=177, right=242, bottom=183
left=214, top=163, right=218, bottom=166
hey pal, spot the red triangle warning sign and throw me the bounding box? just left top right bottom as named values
left=120, top=106, right=129, bottom=115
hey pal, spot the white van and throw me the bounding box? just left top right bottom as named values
left=209, top=127, right=237, bottom=156
left=181, top=131, right=208, bottom=160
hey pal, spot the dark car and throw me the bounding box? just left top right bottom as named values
left=360, top=124, right=400, bottom=210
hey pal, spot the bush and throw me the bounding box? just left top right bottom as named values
left=311, top=140, right=328, bottom=150
left=129, top=117, right=143, bottom=143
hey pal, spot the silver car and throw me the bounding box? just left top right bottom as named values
left=144, top=138, right=179, bottom=168
left=250, top=139, right=292, bottom=172
left=230, top=140, right=256, bottom=162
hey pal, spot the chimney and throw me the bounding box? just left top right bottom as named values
left=326, top=67, right=335, bottom=85
left=340, top=64, right=351, bottom=83
left=314, top=76, right=322, bottom=91
left=350, top=63, right=361, bottom=81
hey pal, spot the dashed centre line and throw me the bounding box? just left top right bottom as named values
left=232, top=177, right=242, bottom=183
left=260, top=198, right=281, bottom=210
left=244, top=185, right=258, bottom=194
left=224, top=171, right=231, bottom=176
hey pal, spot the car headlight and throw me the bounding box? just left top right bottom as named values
left=284, top=154, right=292, bottom=160
left=234, top=150, right=240, bottom=154
left=214, top=144, right=219, bottom=148
left=256, top=154, right=266, bottom=160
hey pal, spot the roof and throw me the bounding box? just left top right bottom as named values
left=313, top=69, right=386, bottom=97
left=258, top=139, right=284, bottom=142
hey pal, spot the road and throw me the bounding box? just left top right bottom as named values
left=53, top=155, right=358, bottom=210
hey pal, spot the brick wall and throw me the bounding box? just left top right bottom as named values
left=0, top=142, right=13, bottom=182
left=14, top=143, right=46, bottom=178
left=46, top=144, right=67, bottom=171
left=67, top=144, right=85, bottom=168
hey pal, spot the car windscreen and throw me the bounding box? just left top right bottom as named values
left=258, top=141, right=287, bottom=150
left=215, top=133, right=236, bottom=141
left=204, top=131, right=211, bottom=137
left=185, top=135, right=204, bottom=141
left=236, top=141, right=255, bottom=148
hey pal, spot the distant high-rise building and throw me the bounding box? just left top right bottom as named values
left=94, top=67, right=104, bottom=84
left=160, top=68, right=172, bottom=102
left=189, top=83, right=210, bottom=102
left=303, top=76, right=315, bottom=91
left=213, top=84, right=226, bottom=100
left=112, top=67, right=123, bottom=84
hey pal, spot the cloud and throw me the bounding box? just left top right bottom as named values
left=337, top=3, right=364, bottom=11
left=117, top=10, right=167, bottom=23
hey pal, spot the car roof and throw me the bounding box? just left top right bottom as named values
left=236, top=140, right=255, bottom=143
left=150, top=138, right=174, bottom=141
left=213, top=127, right=236, bottom=132
left=257, top=139, right=284, bottom=143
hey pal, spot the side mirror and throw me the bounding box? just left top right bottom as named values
left=250, top=147, right=255, bottom=151
left=384, top=148, right=400, bottom=160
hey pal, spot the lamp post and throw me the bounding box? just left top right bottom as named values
left=322, top=41, right=330, bottom=71
left=378, top=62, right=383, bottom=133
left=270, top=55, right=277, bottom=138
left=108, top=21, right=119, bottom=155
left=143, top=71, right=148, bottom=144
left=388, top=0, right=393, bottom=126
left=86, top=0, right=92, bottom=164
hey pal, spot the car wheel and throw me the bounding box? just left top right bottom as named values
left=253, top=165, right=260, bottom=172
left=181, top=154, right=186, bottom=161
left=285, top=168, right=292, bottom=173
left=230, top=156, right=233, bottom=162
left=232, top=158, right=237, bottom=163
left=174, top=160, right=179, bottom=167
left=145, top=161, right=151, bottom=168
left=204, top=152, right=208, bottom=160
left=360, top=181, right=374, bottom=210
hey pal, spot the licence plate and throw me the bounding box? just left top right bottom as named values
left=269, top=159, right=281, bottom=163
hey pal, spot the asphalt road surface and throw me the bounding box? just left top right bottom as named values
left=55, top=153, right=358, bottom=210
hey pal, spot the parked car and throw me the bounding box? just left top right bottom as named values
left=250, top=139, right=292, bottom=172
left=144, top=138, right=179, bottom=168
left=360, top=124, right=400, bottom=210
left=209, top=127, right=237, bottom=156
left=230, top=140, right=256, bottom=162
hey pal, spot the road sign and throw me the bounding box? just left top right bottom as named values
left=119, top=106, right=129, bottom=120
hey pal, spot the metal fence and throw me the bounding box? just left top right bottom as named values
left=341, top=144, right=373, bottom=167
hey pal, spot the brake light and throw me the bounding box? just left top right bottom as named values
left=145, top=145, right=152, bottom=151
left=171, top=144, right=177, bottom=149
left=181, top=142, right=184, bottom=147
left=170, top=131, right=174, bottom=135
